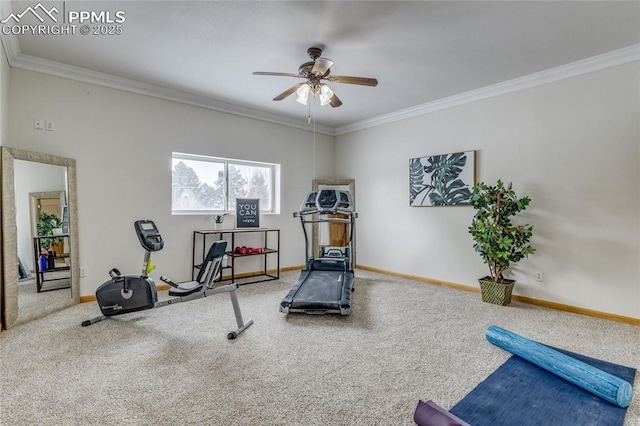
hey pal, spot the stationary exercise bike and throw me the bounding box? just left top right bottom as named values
left=82, top=220, right=253, bottom=339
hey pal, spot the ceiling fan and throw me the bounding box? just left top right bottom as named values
left=253, top=46, right=378, bottom=108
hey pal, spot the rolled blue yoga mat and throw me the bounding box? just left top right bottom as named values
left=486, top=325, right=633, bottom=408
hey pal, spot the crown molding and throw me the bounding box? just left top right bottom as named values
left=0, top=41, right=335, bottom=135
left=1, top=23, right=638, bottom=138
left=334, top=44, right=640, bottom=136
left=0, top=1, right=19, bottom=61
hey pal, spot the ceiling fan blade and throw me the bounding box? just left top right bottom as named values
left=327, top=75, right=378, bottom=87
left=273, top=83, right=305, bottom=101
left=253, top=71, right=303, bottom=78
left=311, top=57, right=333, bottom=76
left=329, top=93, right=343, bottom=108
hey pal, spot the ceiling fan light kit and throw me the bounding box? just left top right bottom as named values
left=295, top=82, right=335, bottom=106
left=296, top=84, right=310, bottom=105
left=253, top=46, right=378, bottom=110
left=319, top=84, right=334, bottom=106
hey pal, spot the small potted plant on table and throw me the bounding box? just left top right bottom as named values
left=212, top=213, right=230, bottom=230
left=468, top=180, right=535, bottom=305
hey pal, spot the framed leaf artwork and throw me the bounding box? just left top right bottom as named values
left=409, top=150, right=476, bottom=206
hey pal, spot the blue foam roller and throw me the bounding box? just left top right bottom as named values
left=486, top=325, right=633, bottom=408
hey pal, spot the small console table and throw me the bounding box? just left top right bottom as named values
left=32, top=234, right=71, bottom=292
left=192, top=228, right=280, bottom=285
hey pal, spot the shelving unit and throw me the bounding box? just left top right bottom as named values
left=32, top=234, right=71, bottom=292
left=192, top=228, right=280, bottom=285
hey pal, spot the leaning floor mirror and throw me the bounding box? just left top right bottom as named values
left=2, top=147, right=80, bottom=329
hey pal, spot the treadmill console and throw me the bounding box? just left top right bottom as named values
left=337, top=191, right=351, bottom=209
left=134, top=220, right=164, bottom=252
left=317, top=190, right=338, bottom=209
left=302, top=191, right=318, bottom=209
left=298, top=190, right=354, bottom=214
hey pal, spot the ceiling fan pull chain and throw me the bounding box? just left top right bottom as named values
left=312, top=104, right=316, bottom=179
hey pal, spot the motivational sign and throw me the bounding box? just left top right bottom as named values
left=236, top=198, right=260, bottom=228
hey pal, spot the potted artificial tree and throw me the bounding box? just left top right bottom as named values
left=468, top=180, right=535, bottom=305
left=36, top=212, right=63, bottom=251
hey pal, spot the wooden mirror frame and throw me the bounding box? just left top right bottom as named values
left=1, top=147, right=80, bottom=329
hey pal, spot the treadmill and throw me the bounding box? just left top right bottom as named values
left=280, top=189, right=357, bottom=315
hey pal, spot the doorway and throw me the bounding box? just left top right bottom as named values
left=36, top=195, right=63, bottom=219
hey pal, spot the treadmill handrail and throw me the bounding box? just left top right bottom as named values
left=314, top=257, right=349, bottom=263
left=297, top=217, right=354, bottom=225
left=294, top=209, right=356, bottom=218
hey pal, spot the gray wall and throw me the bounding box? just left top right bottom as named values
left=335, top=62, right=640, bottom=319
left=8, top=69, right=334, bottom=295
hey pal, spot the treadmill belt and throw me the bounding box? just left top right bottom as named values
left=290, top=271, right=344, bottom=310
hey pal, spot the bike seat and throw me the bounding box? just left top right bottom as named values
left=168, top=281, right=203, bottom=297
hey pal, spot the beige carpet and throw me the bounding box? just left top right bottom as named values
left=1, top=269, right=638, bottom=425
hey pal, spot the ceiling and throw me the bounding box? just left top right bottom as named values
left=2, top=1, right=639, bottom=134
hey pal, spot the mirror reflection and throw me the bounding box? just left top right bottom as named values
left=15, top=160, right=71, bottom=325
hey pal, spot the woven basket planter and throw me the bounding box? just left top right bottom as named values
left=478, top=277, right=515, bottom=306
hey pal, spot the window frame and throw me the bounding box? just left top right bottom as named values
left=171, top=152, right=280, bottom=215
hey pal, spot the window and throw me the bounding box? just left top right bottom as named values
left=172, top=152, right=280, bottom=214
